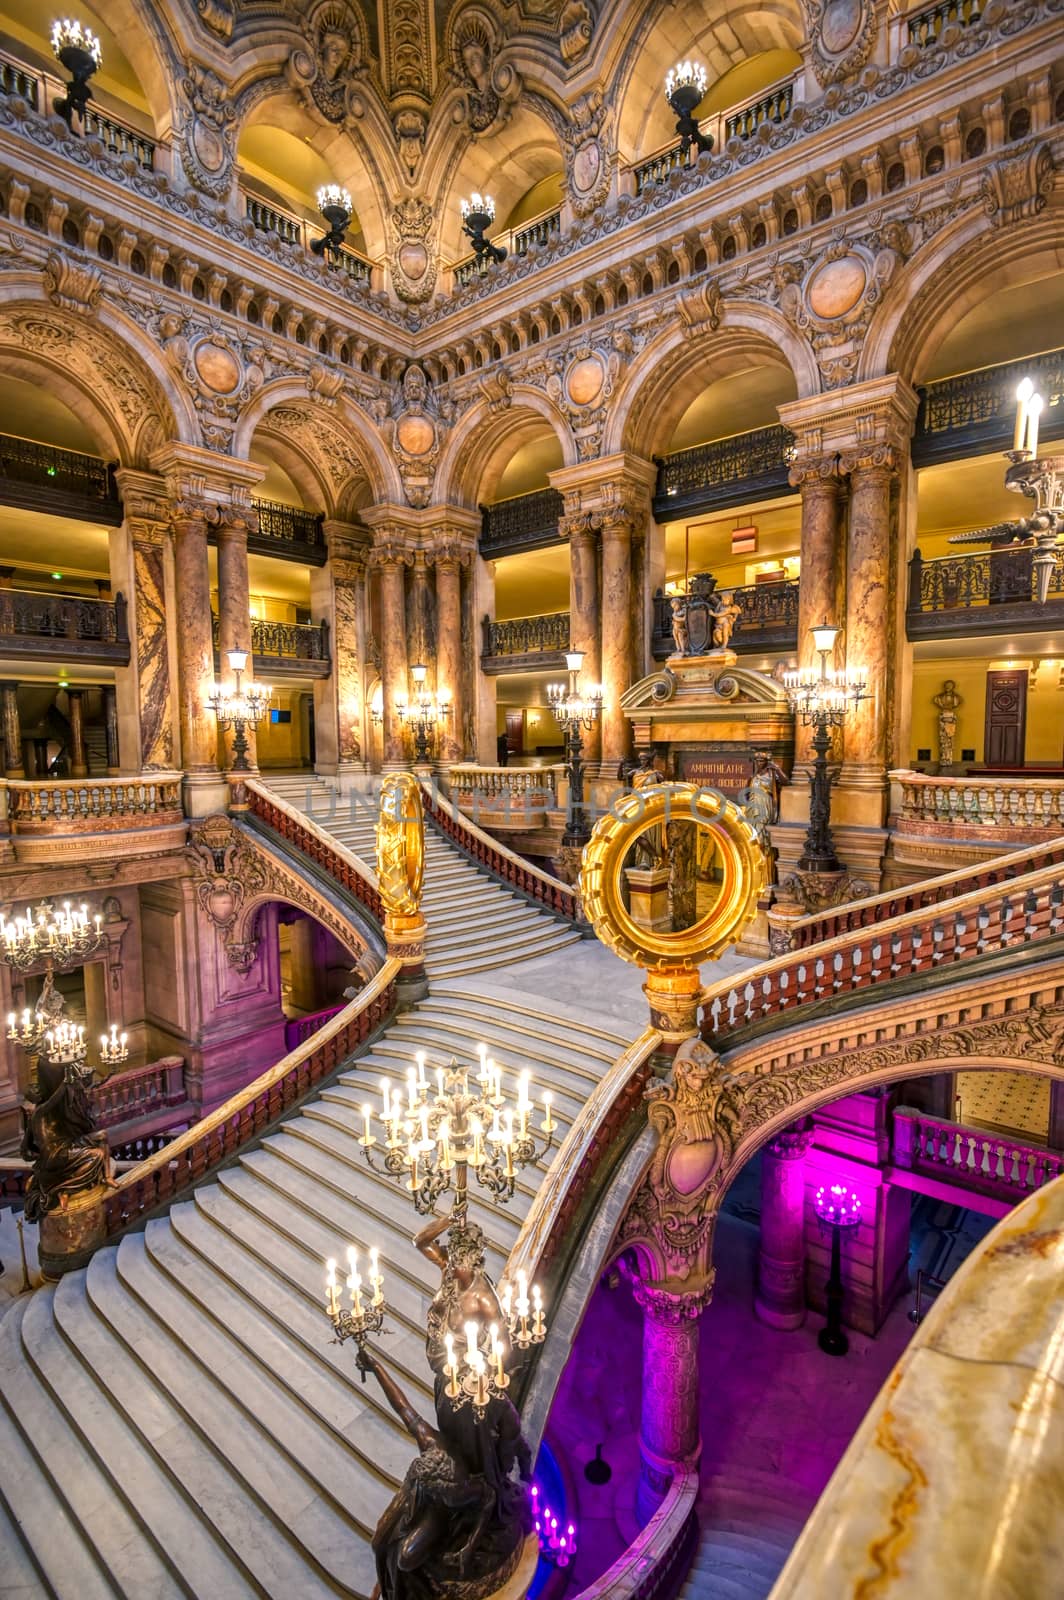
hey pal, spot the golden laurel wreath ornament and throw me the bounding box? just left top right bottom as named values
left=376, top=773, right=425, bottom=917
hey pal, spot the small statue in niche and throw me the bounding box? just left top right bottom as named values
left=740, top=751, right=789, bottom=853
left=932, top=679, right=963, bottom=768
left=708, top=589, right=742, bottom=650
left=669, top=596, right=690, bottom=656
left=619, top=747, right=666, bottom=869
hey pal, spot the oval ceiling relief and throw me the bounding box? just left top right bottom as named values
left=566, top=354, right=605, bottom=408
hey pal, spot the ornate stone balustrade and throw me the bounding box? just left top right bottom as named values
left=421, top=778, right=579, bottom=920
left=653, top=424, right=794, bottom=519
left=0, top=587, right=129, bottom=664
left=633, top=73, right=800, bottom=194
left=892, top=1107, right=1063, bottom=1207
left=892, top=771, right=1064, bottom=842
left=481, top=611, right=569, bottom=668
left=245, top=779, right=384, bottom=924
left=0, top=49, right=155, bottom=167
left=479, top=487, right=564, bottom=557
left=448, top=765, right=564, bottom=828
left=908, top=0, right=984, bottom=49
left=3, top=776, right=184, bottom=863
left=283, top=1002, right=346, bottom=1051
left=91, top=1055, right=188, bottom=1131
left=242, top=190, right=374, bottom=284
left=453, top=206, right=562, bottom=285
left=651, top=576, right=798, bottom=658
left=104, top=961, right=399, bottom=1234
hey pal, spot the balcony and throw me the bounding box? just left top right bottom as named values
left=453, top=206, right=563, bottom=288
left=212, top=616, right=330, bottom=677
left=891, top=770, right=1064, bottom=844
left=651, top=576, right=798, bottom=659
left=653, top=425, right=794, bottom=521
left=242, top=192, right=375, bottom=287
left=479, top=487, right=564, bottom=558
left=906, top=547, right=1064, bottom=640
left=913, top=346, right=1064, bottom=468
left=481, top=611, right=569, bottom=674
left=239, top=498, right=327, bottom=566
left=0, top=49, right=155, bottom=169
left=905, top=0, right=985, bottom=50
left=0, top=588, right=129, bottom=665
left=633, top=74, right=799, bottom=195
left=0, top=432, right=121, bottom=524
left=2, top=773, right=185, bottom=863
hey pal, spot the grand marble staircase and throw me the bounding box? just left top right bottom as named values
left=676, top=1469, right=809, bottom=1600
left=264, top=772, right=583, bottom=981
left=0, top=777, right=630, bottom=1598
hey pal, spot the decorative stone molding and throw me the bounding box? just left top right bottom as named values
left=775, top=235, right=908, bottom=390
left=562, top=93, right=612, bottom=219
left=179, top=63, right=238, bottom=199
left=157, top=314, right=266, bottom=453
left=43, top=250, right=103, bottom=314
left=559, top=0, right=593, bottom=64
left=981, top=140, right=1056, bottom=228
left=390, top=198, right=437, bottom=305
left=285, top=0, right=367, bottom=127
left=806, top=0, right=879, bottom=88
left=447, top=5, right=520, bottom=133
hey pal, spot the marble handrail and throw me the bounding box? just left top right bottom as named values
left=568, top=1467, right=699, bottom=1600
left=892, top=769, right=1064, bottom=836
left=776, top=835, right=1064, bottom=951
left=105, top=959, right=400, bottom=1232
left=420, top=778, right=579, bottom=920
left=702, top=851, right=1064, bottom=1043
left=7, top=773, right=183, bottom=830
left=245, top=777, right=383, bottom=922
left=769, top=1171, right=1064, bottom=1598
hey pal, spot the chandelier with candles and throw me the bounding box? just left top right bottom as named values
left=0, top=900, right=103, bottom=972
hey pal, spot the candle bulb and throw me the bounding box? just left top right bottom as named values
left=1027, top=392, right=1043, bottom=458
left=470, top=1115, right=484, bottom=1167
left=325, top=1257, right=339, bottom=1318
left=490, top=1106, right=502, bottom=1143
left=380, top=1077, right=391, bottom=1120
left=1015, top=377, right=1033, bottom=451
left=369, top=1246, right=383, bottom=1306
left=464, top=1319, right=479, bottom=1366
left=542, top=1091, right=555, bottom=1135
left=440, top=1117, right=452, bottom=1170
left=360, top=1102, right=374, bottom=1146
left=408, top=1139, right=420, bottom=1191
left=416, top=1050, right=427, bottom=1090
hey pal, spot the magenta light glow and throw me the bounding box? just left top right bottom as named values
left=531, top=1482, right=578, bottom=1569
left=814, top=1182, right=862, bottom=1229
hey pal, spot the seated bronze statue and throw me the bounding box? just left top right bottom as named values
left=20, top=1054, right=110, bottom=1223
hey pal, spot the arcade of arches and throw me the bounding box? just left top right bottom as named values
left=1, top=1, right=1063, bottom=1597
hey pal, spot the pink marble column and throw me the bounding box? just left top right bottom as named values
left=842, top=454, right=896, bottom=789
left=172, top=509, right=219, bottom=776
left=130, top=524, right=175, bottom=771
left=634, top=1284, right=706, bottom=1522
left=216, top=517, right=257, bottom=772
left=376, top=552, right=410, bottom=769
left=66, top=689, right=88, bottom=778
left=333, top=562, right=365, bottom=769
left=435, top=553, right=463, bottom=763
left=600, top=516, right=633, bottom=770
left=568, top=520, right=601, bottom=766
left=793, top=461, right=844, bottom=674
left=755, top=1118, right=814, bottom=1330
left=1, top=682, right=22, bottom=777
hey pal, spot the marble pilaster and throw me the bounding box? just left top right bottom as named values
left=216, top=511, right=258, bottom=773
left=633, top=1282, right=709, bottom=1523
left=102, top=685, right=119, bottom=773
left=792, top=460, right=845, bottom=676
left=371, top=544, right=412, bottom=769
left=565, top=518, right=602, bottom=766
left=171, top=506, right=220, bottom=784
left=1, top=681, right=22, bottom=777
left=841, top=452, right=896, bottom=793
left=112, top=470, right=177, bottom=774
left=600, top=515, right=634, bottom=769
left=433, top=548, right=467, bottom=764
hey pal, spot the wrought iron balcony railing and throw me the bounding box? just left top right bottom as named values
left=211, top=615, right=330, bottom=667
left=652, top=576, right=798, bottom=658
left=653, top=424, right=794, bottom=519
left=453, top=206, right=563, bottom=287
left=482, top=611, right=570, bottom=666
left=480, top=487, right=564, bottom=557
left=245, top=496, right=327, bottom=564
left=0, top=432, right=121, bottom=522
left=913, top=346, right=1064, bottom=467
left=0, top=587, right=129, bottom=663
left=906, top=547, right=1064, bottom=638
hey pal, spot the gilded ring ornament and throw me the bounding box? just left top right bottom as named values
left=376, top=773, right=425, bottom=916
left=579, top=783, right=766, bottom=970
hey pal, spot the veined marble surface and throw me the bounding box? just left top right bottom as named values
left=769, top=1174, right=1064, bottom=1599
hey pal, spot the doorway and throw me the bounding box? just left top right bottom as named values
left=984, top=669, right=1027, bottom=767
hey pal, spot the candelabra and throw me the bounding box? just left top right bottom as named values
left=208, top=649, right=272, bottom=773
left=547, top=651, right=604, bottom=849
left=0, top=900, right=103, bottom=972
left=1005, top=378, right=1064, bottom=605
left=311, top=183, right=352, bottom=264
left=51, top=18, right=101, bottom=128
left=783, top=623, right=867, bottom=875
left=358, top=1044, right=555, bottom=1215
left=665, top=59, right=714, bottom=159
left=395, top=663, right=451, bottom=764
left=532, top=1484, right=578, bottom=1569
left=6, top=1009, right=128, bottom=1066
left=813, top=1181, right=862, bottom=1357
left=460, top=193, right=507, bottom=266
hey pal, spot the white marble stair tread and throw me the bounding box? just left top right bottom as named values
left=422, top=924, right=575, bottom=960
left=29, top=1278, right=239, bottom=1600
left=0, top=1296, right=178, bottom=1600
left=0, top=1477, right=52, bottom=1600
left=426, top=941, right=582, bottom=978
left=93, top=1242, right=369, bottom=1598
left=381, top=1010, right=613, bottom=1079
left=170, top=1195, right=431, bottom=1401
left=422, top=903, right=543, bottom=934
left=142, top=1217, right=406, bottom=1516
left=0, top=1304, right=120, bottom=1600
left=431, top=985, right=631, bottom=1050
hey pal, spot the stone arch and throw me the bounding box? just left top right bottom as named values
left=233, top=379, right=401, bottom=509
left=0, top=288, right=196, bottom=463
left=603, top=308, right=813, bottom=460
left=433, top=390, right=576, bottom=509
left=861, top=203, right=1064, bottom=386
left=432, top=96, right=567, bottom=267
left=232, top=889, right=378, bottom=980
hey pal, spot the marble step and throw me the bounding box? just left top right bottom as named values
left=0, top=1301, right=121, bottom=1600
left=426, top=935, right=582, bottom=978
left=0, top=1476, right=51, bottom=1599
left=431, top=986, right=630, bottom=1051
left=1, top=1294, right=182, bottom=1600
left=423, top=901, right=538, bottom=934
left=90, top=1243, right=367, bottom=1598
left=386, top=1005, right=618, bottom=1073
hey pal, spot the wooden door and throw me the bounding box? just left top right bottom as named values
left=505, top=709, right=524, bottom=757
left=984, top=669, right=1027, bottom=768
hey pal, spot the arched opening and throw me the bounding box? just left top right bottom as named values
left=0, top=0, right=162, bottom=138
left=236, top=118, right=371, bottom=258
left=444, top=102, right=565, bottom=268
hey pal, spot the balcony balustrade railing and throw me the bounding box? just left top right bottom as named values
left=243, top=496, right=327, bottom=564
left=482, top=611, right=570, bottom=662
left=893, top=1107, right=1061, bottom=1205
left=79, top=106, right=155, bottom=170
left=892, top=772, right=1064, bottom=838
left=651, top=576, right=799, bottom=658
left=0, top=432, right=121, bottom=521
left=724, top=80, right=796, bottom=143
left=913, top=346, right=1064, bottom=466
left=633, top=73, right=799, bottom=194
left=906, top=547, right=1064, bottom=637
left=242, top=191, right=374, bottom=285
left=654, top=424, right=794, bottom=518
left=480, top=487, right=564, bottom=557
left=907, top=0, right=984, bottom=48
left=0, top=49, right=154, bottom=168
left=0, top=587, right=129, bottom=663
left=448, top=764, right=562, bottom=814
left=453, top=206, right=563, bottom=287
left=6, top=774, right=183, bottom=833
left=91, top=1056, right=188, bottom=1131
left=211, top=615, right=329, bottom=664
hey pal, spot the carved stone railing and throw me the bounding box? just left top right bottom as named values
left=7, top=774, right=183, bottom=833
left=568, top=1472, right=699, bottom=1600
left=908, top=0, right=984, bottom=49
left=80, top=106, right=155, bottom=169
left=104, top=960, right=399, bottom=1235
left=420, top=779, right=580, bottom=920
left=479, top=487, right=564, bottom=558
left=892, top=1107, right=1064, bottom=1205
left=245, top=496, right=327, bottom=563
left=776, top=837, right=1064, bottom=951
left=633, top=73, right=800, bottom=193
left=481, top=611, right=570, bottom=665
left=448, top=765, right=564, bottom=827
left=725, top=79, right=796, bottom=141
left=0, top=431, right=121, bottom=521
left=653, top=424, right=793, bottom=518
left=90, top=1055, right=187, bottom=1130
left=651, top=576, right=798, bottom=658
left=245, top=193, right=303, bottom=246
left=913, top=345, right=1064, bottom=466
left=453, top=207, right=563, bottom=286
left=906, top=546, right=1064, bottom=637
left=0, top=50, right=154, bottom=168
left=892, top=771, right=1064, bottom=841
left=0, top=587, right=129, bottom=663
left=245, top=778, right=384, bottom=923
left=284, top=1001, right=346, bottom=1050
left=701, top=852, right=1064, bottom=1045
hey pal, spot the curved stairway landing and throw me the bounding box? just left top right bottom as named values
left=263, top=773, right=583, bottom=981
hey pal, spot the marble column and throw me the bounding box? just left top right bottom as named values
left=1, top=682, right=22, bottom=777
left=376, top=551, right=410, bottom=769
left=216, top=517, right=257, bottom=772
left=172, top=509, right=219, bottom=782
left=435, top=551, right=464, bottom=764
left=102, top=685, right=119, bottom=774
left=409, top=553, right=434, bottom=683
left=793, top=461, right=845, bottom=674
left=600, top=515, right=633, bottom=770
left=756, top=1118, right=815, bottom=1330
left=66, top=689, right=87, bottom=778
left=842, top=453, right=896, bottom=790
left=333, top=559, right=366, bottom=772
left=635, top=1287, right=705, bottom=1523
left=567, top=520, right=601, bottom=766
